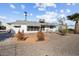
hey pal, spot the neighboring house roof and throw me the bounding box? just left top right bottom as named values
left=7, top=20, right=55, bottom=26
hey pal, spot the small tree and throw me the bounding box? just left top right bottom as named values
left=58, top=17, right=68, bottom=35
left=67, top=13, right=79, bottom=33
left=0, top=26, right=6, bottom=30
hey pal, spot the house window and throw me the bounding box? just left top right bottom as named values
left=27, top=26, right=40, bottom=31
left=50, top=26, right=54, bottom=29
left=27, top=26, right=32, bottom=31
left=41, top=25, right=45, bottom=31
left=14, top=26, right=21, bottom=28
left=50, top=25, right=55, bottom=29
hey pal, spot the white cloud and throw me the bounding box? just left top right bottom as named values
left=60, top=9, right=70, bottom=13
left=34, top=3, right=56, bottom=11
left=21, top=4, right=25, bottom=10
left=72, top=3, right=76, bottom=6
left=10, top=4, right=15, bottom=9
left=66, top=9, right=71, bottom=13
left=13, top=11, right=20, bottom=14
left=46, top=3, right=56, bottom=8
left=30, top=13, right=33, bottom=16
left=66, top=3, right=76, bottom=6
left=59, top=14, right=66, bottom=18
left=66, top=3, right=71, bottom=6
left=38, top=8, right=45, bottom=11
left=0, top=16, right=7, bottom=22
left=60, top=9, right=64, bottom=13
left=36, top=11, right=58, bottom=23
left=35, top=3, right=45, bottom=8
left=0, top=16, right=7, bottom=20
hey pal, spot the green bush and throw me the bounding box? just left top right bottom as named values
left=58, top=25, right=68, bottom=36
left=0, top=26, right=6, bottom=30
left=61, top=29, right=67, bottom=35
left=67, top=29, right=74, bottom=34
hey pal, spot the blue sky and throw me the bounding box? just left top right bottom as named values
left=0, top=3, right=79, bottom=27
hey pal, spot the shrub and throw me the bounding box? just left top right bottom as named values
left=0, top=26, right=6, bottom=30
left=67, top=29, right=74, bottom=34
left=16, top=30, right=27, bottom=41
left=61, top=29, right=67, bottom=35
left=58, top=25, right=68, bottom=36
left=37, top=31, right=45, bottom=41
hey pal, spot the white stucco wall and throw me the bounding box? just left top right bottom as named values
left=7, top=24, right=58, bottom=33
left=11, top=25, right=27, bottom=33
left=12, top=28, right=20, bottom=33
left=1, top=22, right=58, bottom=33
left=20, top=25, right=27, bottom=33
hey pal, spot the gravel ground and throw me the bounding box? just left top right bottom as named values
left=0, top=33, right=79, bottom=56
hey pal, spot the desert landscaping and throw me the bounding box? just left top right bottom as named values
left=0, top=3, right=79, bottom=56
left=0, top=32, right=79, bottom=56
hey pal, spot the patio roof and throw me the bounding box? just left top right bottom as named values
left=7, top=20, right=55, bottom=26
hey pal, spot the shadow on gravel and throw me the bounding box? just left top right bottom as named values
left=0, top=30, right=15, bottom=41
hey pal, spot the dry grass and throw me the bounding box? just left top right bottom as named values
left=37, top=31, right=45, bottom=41
left=1, top=33, right=79, bottom=56
left=15, top=30, right=28, bottom=41
left=11, top=32, right=48, bottom=44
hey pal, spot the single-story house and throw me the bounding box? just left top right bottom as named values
left=0, top=21, right=2, bottom=26
left=7, top=20, right=56, bottom=33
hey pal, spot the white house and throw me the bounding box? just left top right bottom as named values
left=0, top=21, right=2, bottom=26
left=7, top=20, right=55, bottom=33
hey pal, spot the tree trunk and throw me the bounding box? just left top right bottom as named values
left=75, top=21, right=79, bottom=34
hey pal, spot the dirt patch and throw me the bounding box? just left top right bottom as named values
left=11, top=33, right=48, bottom=44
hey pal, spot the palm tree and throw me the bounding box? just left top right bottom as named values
left=67, top=13, right=79, bottom=33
